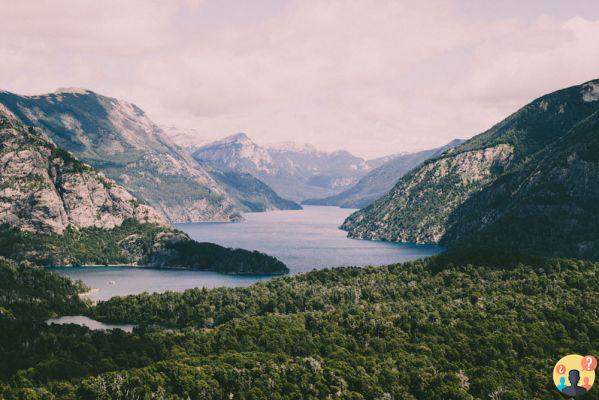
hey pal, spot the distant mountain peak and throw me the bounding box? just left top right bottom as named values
left=267, top=141, right=318, bottom=153
left=194, top=134, right=378, bottom=202
left=53, top=87, right=92, bottom=95
left=330, top=149, right=354, bottom=157
left=228, top=132, right=251, bottom=141
left=159, top=125, right=207, bottom=150
left=211, top=132, right=253, bottom=146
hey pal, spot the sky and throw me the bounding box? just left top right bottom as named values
left=2, top=0, right=599, bottom=158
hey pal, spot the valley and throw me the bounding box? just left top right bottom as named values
left=191, top=133, right=387, bottom=203
left=2, top=4, right=599, bottom=396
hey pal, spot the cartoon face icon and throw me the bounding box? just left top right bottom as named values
left=554, top=355, right=597, bottom=397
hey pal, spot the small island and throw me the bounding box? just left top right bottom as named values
left=1, top=220, right=288, bottom=276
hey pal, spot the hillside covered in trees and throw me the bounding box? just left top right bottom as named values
left=342, top=79, right=599, bottom=260
left=1, top=251, right=597, bottom=399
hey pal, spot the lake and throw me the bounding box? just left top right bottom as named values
left=46, top=315, right=135, bottom=332
left=51, top=206, right=443, bottom=301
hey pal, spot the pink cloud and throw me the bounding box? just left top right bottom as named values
left=1, top=0, right=599, bottom=158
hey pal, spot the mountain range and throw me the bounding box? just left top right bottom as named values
left=0, top=103, right=166, bottom=236
left=191, top=133, right=388, bottom=202
left=304, top=139, right=465, bottom=208
left=0, top=105, right=287, bottom=274
left=0, top=89, right=304, bottom=222
left=160, top=125, right=208, bottom=152
left=342, top=79, right=599, bottom=260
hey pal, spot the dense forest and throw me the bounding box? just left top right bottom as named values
left=0, top=258, right=88, bottom=320
left=1, top=250, right=597, bottom=399
left=0, top=219, right=287, bottom=275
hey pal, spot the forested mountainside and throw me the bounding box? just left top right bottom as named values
left=1, top=250, right=597, bottom=399
left=192, top=133, right=377, bottom=202
left=304, top=139, right=464, bottom=208
left=0, top=88, right=241, bottom=223
left=0, top=258, right=89, bottom=320
left=343, top=79, right=599, bottom=260
left=0, top=109, right=287, bottom=274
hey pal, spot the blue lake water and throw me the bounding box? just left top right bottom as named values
left=52, top=206, right=443, bottom=301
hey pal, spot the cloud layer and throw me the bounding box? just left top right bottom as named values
left=2, top=0, right=599, bottom=157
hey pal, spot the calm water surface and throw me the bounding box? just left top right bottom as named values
left=46, top=315, right=135, bottom=332
left=52, top=206, right=443, bottom=301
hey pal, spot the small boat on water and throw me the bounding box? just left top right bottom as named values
left=108, top=280, right=116, bottom=285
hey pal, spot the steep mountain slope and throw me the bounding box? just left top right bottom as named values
left=304, top=139, right=464, bottom=208
left=0, top=104, right=166, bottom=235
left=0, top=89, right=240, bottom=223
left=444, top=111, right=599, bottom=259
left=160, top=128, right=302, bottom=211
left=192, top=133, right=373, bottom=202
left=342, top=79, right=599, bottom=259
left=202, top=164, right=302, bottom=212
left=0, top=108, right=287, bottom=274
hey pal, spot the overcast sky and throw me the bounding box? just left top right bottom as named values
left=2, top=0, right=599, bottom=158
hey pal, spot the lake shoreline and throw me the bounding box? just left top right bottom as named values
left=46, top=315, right=135, bottom=333
left=50, top=264, right=288, bottom=276
left=53, top=206, right=443, bottom=301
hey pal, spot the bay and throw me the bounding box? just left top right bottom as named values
left=51, top=206, right=443, bottom=301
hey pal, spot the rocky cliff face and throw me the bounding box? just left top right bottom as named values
left=342, top=79, right=599, bottom=259
left=0, top=89, right=240, bottom=223
left=0, top=109, right=288, bottom=273
left=342, top=144, right=513, bottom=242
left=0, top=107, right=166, bottom=235
left=443, top=111, right=599, bottom=259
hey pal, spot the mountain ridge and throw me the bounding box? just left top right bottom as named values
left=0, top=89, right=242, bottom=223
left=0, top=109, right=288, bottom=274
left=342, top=78, right=599, bottom=259
left=303, top=139, right=465, bottom=209
left=192, top=133, right=380, bottom=202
